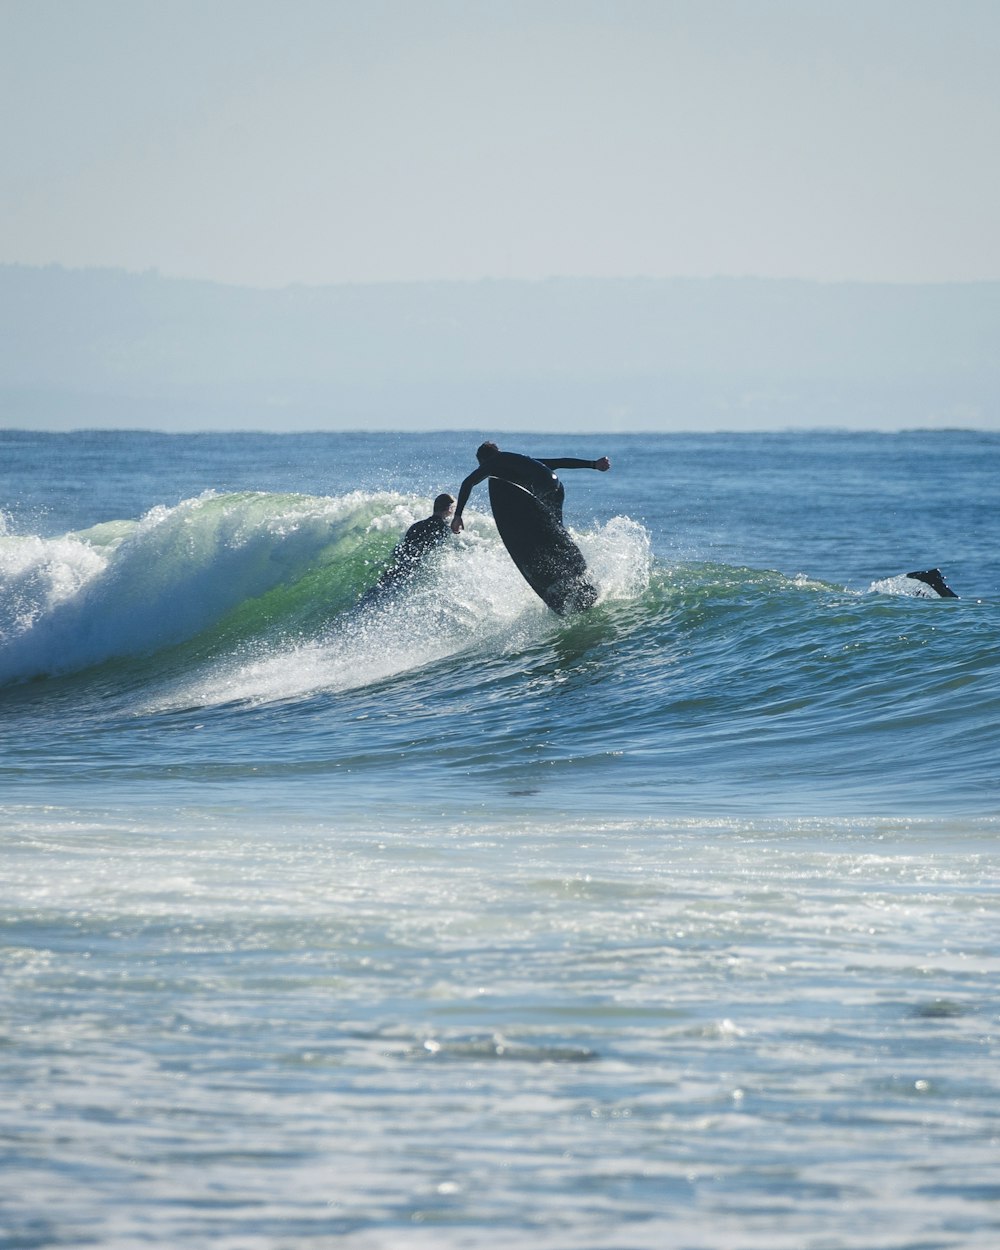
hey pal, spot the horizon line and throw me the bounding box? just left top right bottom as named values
left=4, top=261, right=999, bottom=293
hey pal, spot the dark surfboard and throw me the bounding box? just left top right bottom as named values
left=488, top=478, right=598, bottom=615
left=906, top=569, right=958, bottom=598
left=869, top=567, right=959, bottom=599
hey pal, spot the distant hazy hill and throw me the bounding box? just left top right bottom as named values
left=1, top=265, right=997, bottom=430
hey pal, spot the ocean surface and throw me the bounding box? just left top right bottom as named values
left=1, top=428, right=998, bottom=1249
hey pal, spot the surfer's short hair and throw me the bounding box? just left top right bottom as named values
left=433, top=493, right=455, bottom=513
left=476, top=441, right=499, bottom=463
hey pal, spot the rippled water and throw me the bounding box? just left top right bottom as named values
left=2, top=430, right=998, bottom=1247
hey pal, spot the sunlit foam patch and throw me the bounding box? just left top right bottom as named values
left=0, top=530, right=109, bottom=640
left=0, top=489, right=407, bottom=685
left=142, top=565, right=504, bottom=712
left=141, top=612, right=451, bottom=710
left=135, top=510, right=655, bottom=710
left=576, top=515, right=652, bottom=602
left=412, top=1033, right=598, bottom=1063
left=0, top=530, right=116, bottom=684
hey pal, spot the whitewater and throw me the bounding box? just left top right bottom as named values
left=1, top=429, right=998, bottom=1249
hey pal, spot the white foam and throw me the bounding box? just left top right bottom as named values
left=0, top=491, right=402, bottom=684
left=0, top=530, right=108, bottom=639
left=155, top=512, right=541, bottom=708
left=577, top=515, right=653, bottom=601
left=2, top=493, right=653, bottom=696
left=149, top=510, right=653, bottom=710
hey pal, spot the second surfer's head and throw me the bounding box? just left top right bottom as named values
left=433, top=493, right=455, bottom=516
left=476, top=441, right=499, bottom=464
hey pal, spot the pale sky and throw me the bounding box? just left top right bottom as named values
left=2, top=0, right=999, bottom=288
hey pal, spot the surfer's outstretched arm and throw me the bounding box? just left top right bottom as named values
left=540, top=456, right=611, bottom=472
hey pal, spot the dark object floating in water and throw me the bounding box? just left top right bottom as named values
left=906, top=569, right=958, bottom=598
left=415, top=1035, right=599, bottom=1063
left=911, top=998, right=967, bottom=1019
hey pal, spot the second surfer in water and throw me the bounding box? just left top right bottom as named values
left=369, top=492, right=455, bottom=594
left=450, top=442, right=611, bottom=533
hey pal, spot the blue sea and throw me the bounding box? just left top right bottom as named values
left=2, top=428, right=998, bottom=1249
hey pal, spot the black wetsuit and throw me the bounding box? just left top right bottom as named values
left=453, top=452, right=599, bottom=526
left=375, top=514, right=449, bottom=590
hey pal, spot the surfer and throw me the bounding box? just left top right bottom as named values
left=368, top=493, right=455, bottom=595
left=450, top=443, right=611, bottom=533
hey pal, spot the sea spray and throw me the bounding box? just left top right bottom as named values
left=1, top=487, right=654, bottom=698
left=143, top=507, right=654, bottom=710
left=0, top=491, right=405, bottom=684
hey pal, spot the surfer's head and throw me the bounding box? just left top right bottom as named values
left=476, top=441, right=499, bottom=464
left=433, top=493, right=455, bottom=516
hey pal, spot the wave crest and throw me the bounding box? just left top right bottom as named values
left=0, top=491, right=652, bottom=692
